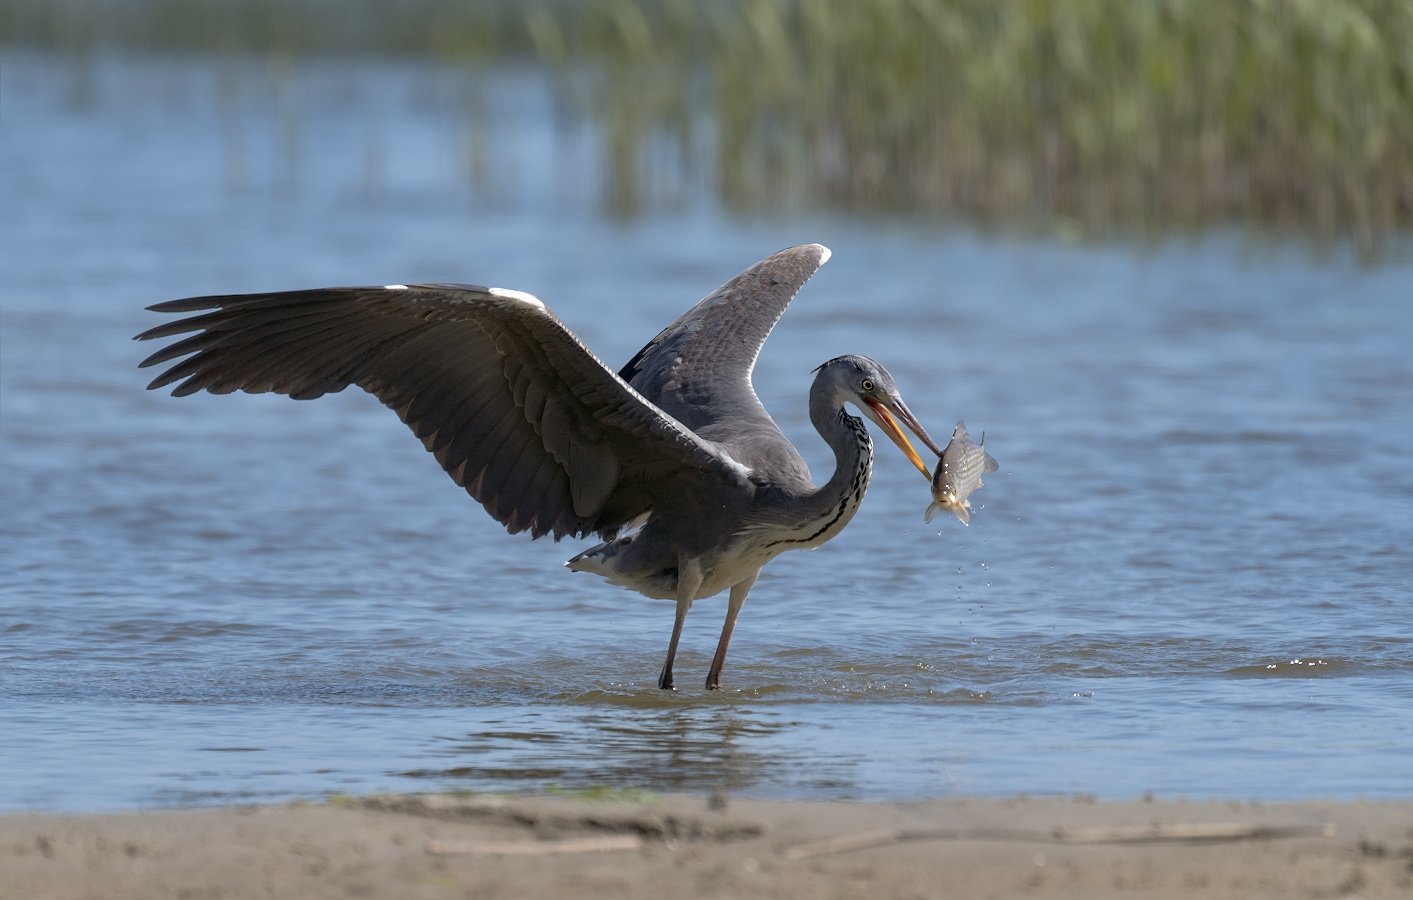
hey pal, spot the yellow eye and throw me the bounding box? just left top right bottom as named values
left=861, top=378, right=875, bottom=392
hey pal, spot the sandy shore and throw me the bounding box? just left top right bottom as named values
left=3, top=792, right=1409, bottom=899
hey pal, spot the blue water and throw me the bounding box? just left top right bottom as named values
left=3, top=53, right=1411, bottom=811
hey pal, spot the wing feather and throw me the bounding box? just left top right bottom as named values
left=512, top=453, right=565, bottom=538
left=137, top=284, right=747, bottom=540
left=617, top=244, right=828, bottom=480
left=234, top=315, right=398, bottom=391
left=423, top=373, right=504, bottom=455
left=454, top=399, right=531, bottom=495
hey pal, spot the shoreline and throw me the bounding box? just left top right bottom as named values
left=5, top=792, right=1410, bottom=899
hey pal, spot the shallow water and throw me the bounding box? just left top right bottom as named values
left=3, top=53, right=1412, bottom=811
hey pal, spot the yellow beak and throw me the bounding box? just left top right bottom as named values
left=864, top=398, right=935, bottom=480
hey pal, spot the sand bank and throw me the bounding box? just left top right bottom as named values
left=4, top=792, right=1409, bottom=899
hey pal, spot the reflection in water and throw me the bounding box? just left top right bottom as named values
left=413, top=707, right=794, bottom=795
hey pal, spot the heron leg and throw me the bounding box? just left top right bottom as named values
left=705, top=570, right=759, bottom=691
left=658, top=560, right=703, bottom=691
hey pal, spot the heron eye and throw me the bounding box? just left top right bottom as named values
left=861, top=378, right=875, bottom=392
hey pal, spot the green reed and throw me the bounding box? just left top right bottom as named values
left=537, top=0, right=1413, bottom=253
left=7, top=0, right=1410, bottom=251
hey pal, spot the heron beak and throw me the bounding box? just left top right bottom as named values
left=864, top=397, right=941, bottom=480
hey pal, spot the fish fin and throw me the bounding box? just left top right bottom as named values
left=983, top=452, right=999, bottom=474
left=952, top=420, right=967, bottom=439
left=924, top=501, right=944, bottom=524
left=954, top=504, right=970, bottom=526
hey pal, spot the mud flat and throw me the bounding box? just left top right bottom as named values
left=4, top=792, right=1411, bottom=899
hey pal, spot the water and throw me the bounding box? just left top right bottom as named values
left=3, top=53, right=1411, bottom=812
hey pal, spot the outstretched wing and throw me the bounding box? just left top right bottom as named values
left=617, top=244, right=830, bottom=478
left=137, top=283, right=749, bottom=540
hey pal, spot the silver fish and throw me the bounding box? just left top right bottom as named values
left=925, top=421, right=999, bottom=526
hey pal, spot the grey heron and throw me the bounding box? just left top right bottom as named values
left=136, top=244, right=943, bottom=690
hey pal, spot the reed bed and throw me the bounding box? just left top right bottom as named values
left=7, top=0, right=1411, bottom=250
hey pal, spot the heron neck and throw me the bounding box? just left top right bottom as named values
left=754, top=376, right=873, bottom=551
left=802, top=376, right=874, bottom=529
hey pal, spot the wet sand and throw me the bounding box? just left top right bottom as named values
left=3, top=793, right=1409, bottom=899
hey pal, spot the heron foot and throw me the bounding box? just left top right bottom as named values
left=657, top=667, right=676, bottom=690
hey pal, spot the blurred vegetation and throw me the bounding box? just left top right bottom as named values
left=6, top=0, right=1412, bottom=252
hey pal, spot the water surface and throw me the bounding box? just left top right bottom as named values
left=3, top=53, right=1411, bottom=810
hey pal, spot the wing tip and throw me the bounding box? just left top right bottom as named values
left=781, top=243, right=831, bottom=267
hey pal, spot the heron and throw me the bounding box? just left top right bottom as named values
left=136, top=243, right=944, bottom=690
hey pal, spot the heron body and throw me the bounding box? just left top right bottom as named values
left=137, top=244, right=942, bottom=690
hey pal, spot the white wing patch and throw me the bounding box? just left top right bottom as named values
left=489, top=286, right=546, bottom=310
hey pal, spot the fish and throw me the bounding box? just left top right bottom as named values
left=925, top=421, right=999, bottom=526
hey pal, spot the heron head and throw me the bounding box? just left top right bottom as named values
left=819, top=355, right=943, bottom=480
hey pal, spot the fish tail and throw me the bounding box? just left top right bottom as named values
left=978, top=432, right=999, bottom=473
left=924, top=501, right=945, bottom=523
left=954, top=504, right=970, bottom=526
